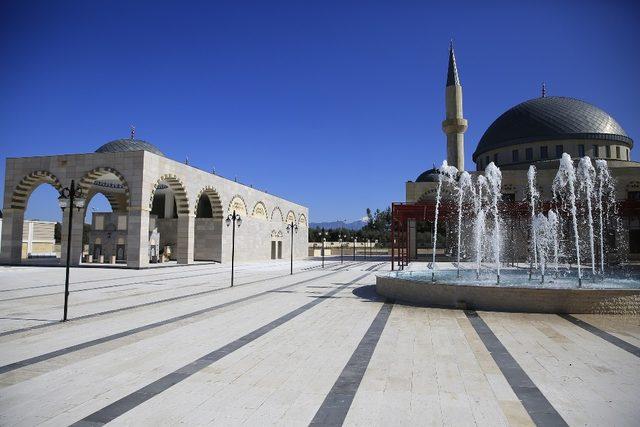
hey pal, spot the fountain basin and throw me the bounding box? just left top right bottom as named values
left=376, top=273, right=640, bottom=314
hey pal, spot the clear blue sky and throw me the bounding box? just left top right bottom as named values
left=1, top=0, right=638, bottom=223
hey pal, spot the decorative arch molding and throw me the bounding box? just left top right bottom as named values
left=252, top=201, right=268, bottom=220
left=149, top=174, right=190, bottom=215
left=79, top=166, right=131, bottom=212
left=10, top=170, right=63, bottom=210
left=194, top=186, right=224, bottom=219
left=271, top=207, right=284, bottom=222
left=297, top=213, right=308, bottom=227
left=270, top=229, right=283, bottom=240
left=285, top=210, right=296, bottom=224
left=227, top=195, right=247, bottom=216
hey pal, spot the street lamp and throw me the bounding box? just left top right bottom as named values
left=353, top=236, right=357, bottom=261
left=318, top=228, right=328, bottom=268
left=57, top=179, right=85, bottom=322
left=337, top=233, right=346, bottom=264
left=226, top=210, right=242, bottom=287
left=286, top=221, right=298, bottom=275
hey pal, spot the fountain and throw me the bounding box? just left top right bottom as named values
left=528, top=165, right=539, bottom=278
left=431, top=161, right=458, bottom=282
left=553, top=153, right=582, bottom=286
left=377, top=153, right=640, bottom=314
left=456, top=172, right=473, bottom=278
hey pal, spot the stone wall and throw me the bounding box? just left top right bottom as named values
left=376, top=276, right=640, bottom=314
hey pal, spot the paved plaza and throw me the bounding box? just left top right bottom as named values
left=0, top=259, right=638, bottom=426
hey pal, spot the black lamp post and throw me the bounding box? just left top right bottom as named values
left=57, top=180, right=85, bottom=322
left=226, top=210, right=242, bottom=287
left=338, top=233, right=346, bottom=264
left=286, top=220, right=298, bottom=274
left=318, top=228, right=328, bottom=268
left=353, top=237, right=357, bottom=261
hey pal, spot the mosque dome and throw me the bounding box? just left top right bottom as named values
left=473, top=96, right=632, bottom=161
left=415, top=167, right=441, bottom=182
left=96, top=138, right=165, bottom=156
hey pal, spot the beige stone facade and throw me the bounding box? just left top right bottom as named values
left=1, top=146, right=308, bottom=268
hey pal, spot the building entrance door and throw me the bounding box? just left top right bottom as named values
left=277, top=241, right=283, bottom=259
left=271, top=241, right=277, bottom=259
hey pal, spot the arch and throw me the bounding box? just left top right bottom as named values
left=194, top=186, right=223, bottom=219
left=149, top=174, right=190, bottom=215
left=297, top=213, right=308, bottom=227
left=285, top=210, right=296, bottom=224
left=227, top=195, right=247, bottom=216
left=252, top=201, right=268, bottom=220
left=10, top=170, right=63, bottom=210
left=79, top=167, right=131, bottom=212
left=271, top=206, right=284, bottom=222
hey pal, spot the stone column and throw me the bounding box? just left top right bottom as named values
left=0, top=208, right=25, bottom=265
left=60, top=208, right=85, bottom=266
left=126, top=207, right=150, bottom=268
left=408, top=219, right=417, bottom=260
left=176, top=214, right=194, bottom=264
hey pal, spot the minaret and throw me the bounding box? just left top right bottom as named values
left=442, top=41, right=468, bottom=171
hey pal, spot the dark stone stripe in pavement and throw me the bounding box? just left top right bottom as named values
left=310, top=300, right=393, bottom=426
left=0, top=268, right=316, bottom=338
left=0, top=270, right=342, bottom=374
left=559, top=314, right=640, bottom=358
left=71, top=273, right=371, bottom=426
left=465, top=310, right=568, bottom=427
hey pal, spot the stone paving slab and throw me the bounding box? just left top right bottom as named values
left=0, top=261, right=638, bottom=426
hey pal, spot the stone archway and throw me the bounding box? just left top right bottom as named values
left=78, top=167, right=132, bottom=265
left=193, top=186, right=224, bottom=262
left=148, top=175, right=192, bottom=264
left=1, top=171, right=64, bottom=264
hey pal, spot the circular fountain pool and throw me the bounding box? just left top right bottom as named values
left=376, top=269, right=640, bottom=314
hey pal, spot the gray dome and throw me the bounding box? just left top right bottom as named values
left=96, top=139, right=165, bottom=156
left=473, top=96, right=632, bottom=161
left=416, top=168, right=440, bottom=182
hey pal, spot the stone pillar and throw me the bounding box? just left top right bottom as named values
left=0, top=208, right=25, bottom=265
left=176, top=214, right=194, bottom=264
left=408, top=219, right=417, bottom=260
left=60, top=208, right=84, bottom=266
left=164, top=191, right=175, bottom=219
left=126, top=207, right=150, bottom=268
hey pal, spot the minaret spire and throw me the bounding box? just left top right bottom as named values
left=541, top=82, right=547, bottom=98
left=442, top=41, right=468, bottom=171
left=446, top=40, right=461, bottom=87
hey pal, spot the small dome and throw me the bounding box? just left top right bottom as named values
left=473, top=96, right=633, bottom=161
left=416, top=168, right=440, bottom=182
left=96, top=139, right=165, bottom=156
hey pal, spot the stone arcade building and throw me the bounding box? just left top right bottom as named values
left=1, top=138, right=308, bottom=268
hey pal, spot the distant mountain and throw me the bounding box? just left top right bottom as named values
left=309, top=219, right=367, bottom=231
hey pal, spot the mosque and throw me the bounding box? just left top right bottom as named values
left=1, top=133, right=308, bottom=268
left=401, top=43, right=640, bottom=263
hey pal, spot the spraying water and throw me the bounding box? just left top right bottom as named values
left=431, top=161, right=458, bottom=282
left=528, top=165, right=539, bottom=275
left=474, top=176, right=487, bottom=279
left=532, top=213, right=550, bottom=283
left=553, top=153, right=582, bottom=287
left=484, top=162, right=502, bottom=284
left=457, top=172, right=472, bottom=277
left=577, top=157, right=597, bottom=277
left=595, top=160, right=614, bottom=274
left=548, top=210, right=560, bottom=277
